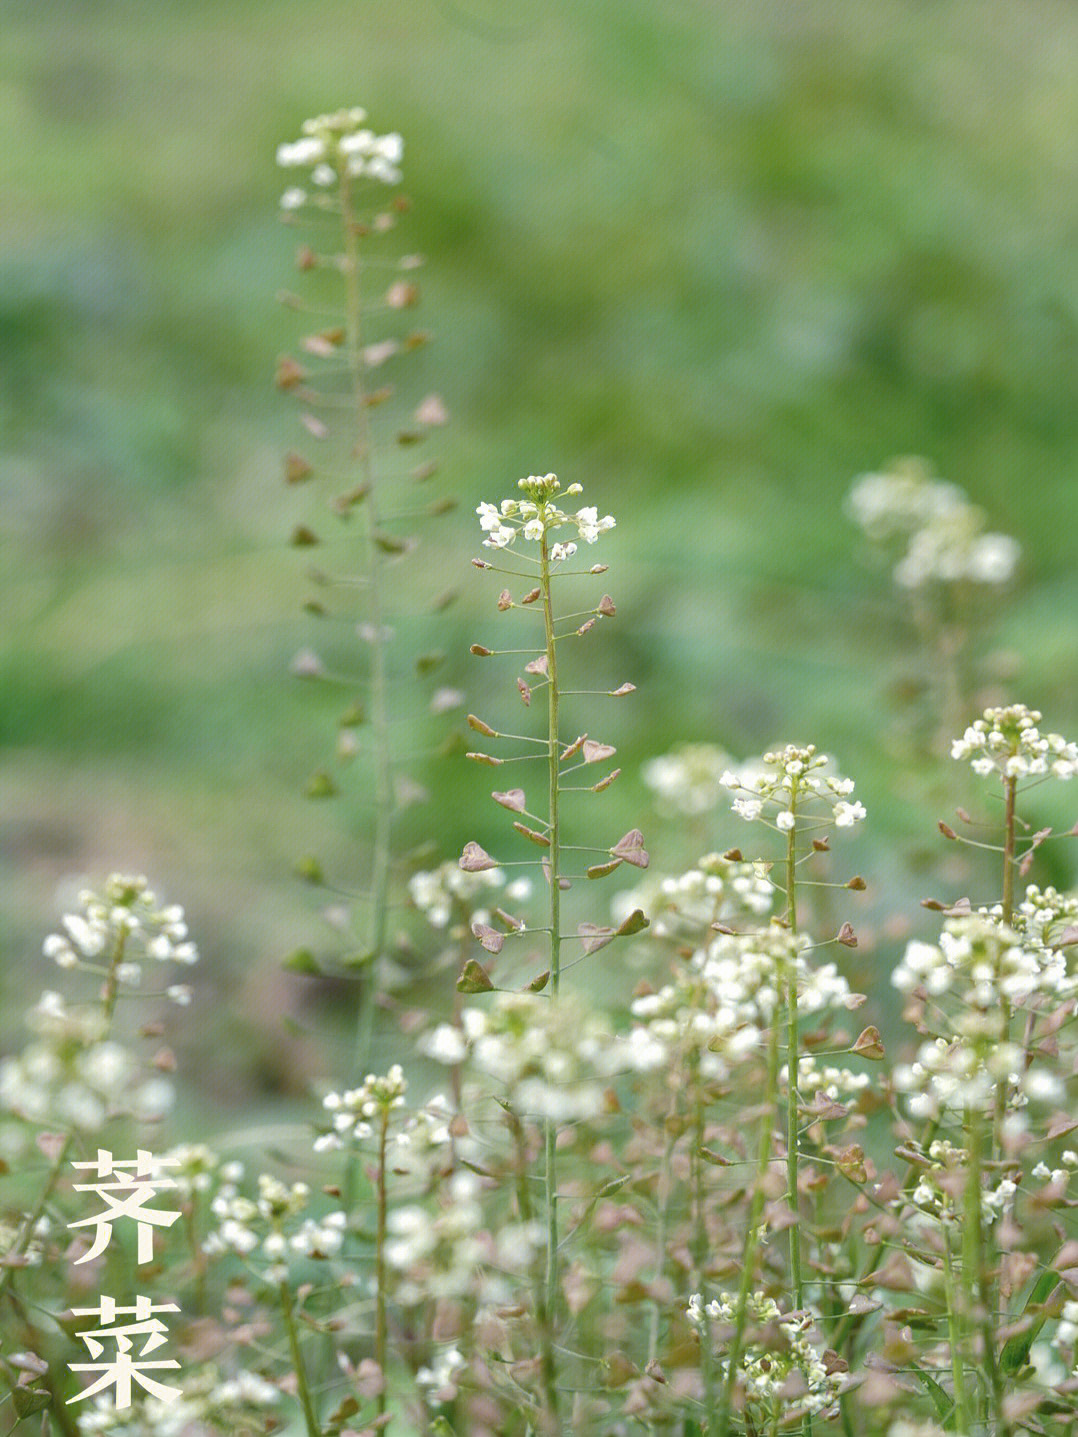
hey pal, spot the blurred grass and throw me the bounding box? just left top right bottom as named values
left=2, top=0, right=1077, bottom=1106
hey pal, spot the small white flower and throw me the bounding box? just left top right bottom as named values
left=833, top=800, right=866, bottom=826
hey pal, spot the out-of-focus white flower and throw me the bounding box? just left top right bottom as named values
left=950, top=704, right=1077, bottom=782
left=847, top=456, right=1020, bottom=589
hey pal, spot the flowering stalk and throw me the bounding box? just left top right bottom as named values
left=783, top=801, right=805, bottom=1325
left=375, top=1101, right=390, bottom=1421
left=505, top=1103, right=561, bottom=1430
left=279, top=1277, right=322, bottom=1437
left=716, top=1004, right=781, bottom=1437
left=276, top=108, right=451, bottom=1066
left=536, top=527, right=567, bottom=1352
left=462, top=472, right=634, bottom=1423
left=942, top=1223, right=973, bottom=1434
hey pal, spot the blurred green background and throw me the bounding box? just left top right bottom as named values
left=3, top=0, right=1077, bottom=1114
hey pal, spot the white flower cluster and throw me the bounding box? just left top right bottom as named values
left=0, top=1213, right=49, bottom=1268
left=203, top=1172, right=346, bottom=1279
left=0, top=991, right=173, bottom=1131
left=611, top=852, right=773, bottom=942
left=893, top=914, right=1077, bottom=1015
left=893, top=1034, right=1061, bottom=1120
left=387, top=1165, right=545, bottom=1312
left=426, top=993, right=614, bottom=1122
left=784, top=1052, right=871, bottom=1101
left=42, top=873, right=196, bottom=1005
left=846, top=456, right=1020, bottom=588
left=277, top=106, right=403, bottom=209
left=74, top=1364, right=280, bottom=1435
left=1010, top=884, right=1078, bottom=955
left=687, top=1290, right=845, bottom=1419
left=629, top=928, right=852, bottom=1079
left=641, top=743, right=737, bottom=816
left=409, top=861, right=530, bottom=930
left=721, top=745, right=866, bottom=830
left=476, top=474, right=614, bottom=558
left=906, top=1139, right=1019, bottom=1227
left=157, top=1142, right=243, bottom=1199
left=1031, top=1149, right=1078, bottom=1185
left=950, top=704, right=1078, bottom=781
left=416, top=1345, right=466, bottom=1404
left=313, top=1064, right=408, bottom=1151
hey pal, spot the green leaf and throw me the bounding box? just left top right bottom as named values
left=1000, top=1270, right=1060, bottom=1375
left=12, top=1388, right=52, bottom=1418
left=282, top=948, right=322, bottom=975
left=293, top=855, right=324, bottom=885
left=912, top=1367, right=956, bottom=1428
left=304, top=770, right=337, bottom=799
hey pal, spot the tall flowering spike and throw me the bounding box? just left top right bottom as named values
left=951, top=704, right=1078, bottom=781
left=274, top=107, right=453, bottom=1056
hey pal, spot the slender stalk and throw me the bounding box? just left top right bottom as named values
left=716, top=993, right=782, bottom=1436
left=0, top=1133, right=74, bottom=1307
left=649, top=1123, right=680, bottom=1365
left=784, top=816, right=804, bottom=1312
left=943, top=1226, right=972, bottom=1436
left=1000, top=774, right=1017, bottom=927
left=375, top=1105, right=390, bottom=1423
left=279, top=1278, right=323, bottom=1437
left=783, top=808, right=812, bottom=1437
left=538, top=533, right=562, bottom=1375
left=689, top=1078, right=718, bottom=1424
left=507, top=1107, right=561, bottom=1429
left=339, top=162, right=393, bottom=1069
left=962, top=1101, right=1005, bottom=1434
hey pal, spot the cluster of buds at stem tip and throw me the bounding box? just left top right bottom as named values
left=720, top=744, right=867, bottom=831
left=277, top=106, right=404, bottom=210
left=476, top=473, right=615, bottom=555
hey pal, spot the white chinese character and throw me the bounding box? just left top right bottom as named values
left=69, top=1150, right=181, bottom=1264
left=67, top=1294, right=181, bottom=1408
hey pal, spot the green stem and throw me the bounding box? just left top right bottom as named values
left=690, top=1081, right=717, bottom=1425
left=649, top=1123, right=680, bottom=1365
left=376, top=1106, right=389, bottom=1422
left=784, top=818, right=804, bottom=1313
left=716, top=991, right=782, bottom=1437
left=539, top=533, right=562, bottom=1378
left=279, top=1278, right=322, bottom=1437
left=507, top=1107, right=561, bottom=1429
left=339, top=161, right=392, bottom=1070
left=962, top=1102, right=1005, bottom=1433
left=1001, top=774, right=1017, bottom=927
left=943, top=1226, right=972, bottom=1436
